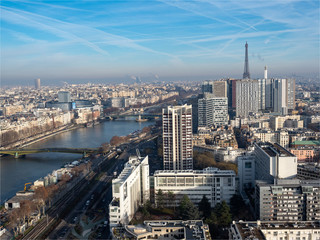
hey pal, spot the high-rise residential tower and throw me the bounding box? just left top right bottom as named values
left=201, top=80, right=227, bottom=97
left=243, top=42, right=250, bottom=79
left=162, top=105, right=193, bottom=170
left=198, top=95, right=228, bottom=128
left=236, top=79, right=259, bottom=118
left=35, top=78, right=41, bottom=89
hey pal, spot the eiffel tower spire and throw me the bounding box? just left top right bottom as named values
left=243, top=42, right=250, bottom=79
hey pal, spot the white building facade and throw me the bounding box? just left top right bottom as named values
left=198, top=96, right=228, bottom=128
left=254, top=142, right=297, bottom=182
left=237, top=155, right=255, bottom=194
left=109, top=156, right=150, bottom=227
left=154, top=167, right=236, bottom=207
left=162, top=105, right=193, bottom=170
left=236, top=79, right=259, bottom=118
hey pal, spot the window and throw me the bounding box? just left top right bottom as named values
left=245, top=162, right=252, bottom=168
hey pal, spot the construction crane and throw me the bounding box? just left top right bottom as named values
left=24, top=182, right=32, bottom=191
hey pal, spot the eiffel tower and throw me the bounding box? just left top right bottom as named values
left=243, top=42, right=250, bottom=79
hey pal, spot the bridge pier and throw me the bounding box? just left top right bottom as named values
left=14, top=152, right=19, bottom=158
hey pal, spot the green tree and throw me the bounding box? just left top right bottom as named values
left=179, top=195, right=200, bottom=220
left=156, top=189, right=165, bottom=209
left=167, top=191, right=176, bottom=210
left=141, top=200, right=151, bottom=217
left=198, top=195, right=211, bottom=219
left=214, top=201, right=232, bottom=227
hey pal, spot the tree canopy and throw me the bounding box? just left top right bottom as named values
left=193, top=151, right=238, bottom=174
left=179, top=195, right=200, bottom=220
left=198, top=195, right=211, bottom=219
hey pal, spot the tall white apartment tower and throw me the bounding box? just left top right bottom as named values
left=273, top=79, right=288, bottom=115
left=162, top=105, right=193, bottom=170
left=236, top=79, right=259, bottom=118
left=35, top=78, right=41, bottom=89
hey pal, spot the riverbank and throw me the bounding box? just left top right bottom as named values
left=1, top=124, right=83, bottom=150
left=0, top=120, right=154, bottom=203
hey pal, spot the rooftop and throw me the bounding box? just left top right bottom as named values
left=258, top=142, right=295, bottom=157
left=232, top=221, right=320, bottom=240
left=292, top=140, right=320, bottom=146
left=113, top=156, right=145, bottom=184
left=154, top=167, right=235, bottom=176
left=123, top=220, right=210, bottom=240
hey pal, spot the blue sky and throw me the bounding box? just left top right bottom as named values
left=1, top=0, right=319, bottom=86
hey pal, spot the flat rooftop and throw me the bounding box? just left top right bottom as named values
left=124, top=220, right=210, bottom=240
left=233, top=221, right=320, bottom=240
left=259, top=142, right=295, bottom=157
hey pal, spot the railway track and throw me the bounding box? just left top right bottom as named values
left=21, top=153, right=115, bottom=240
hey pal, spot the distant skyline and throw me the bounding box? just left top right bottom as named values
left=1, top=0, right=319, bottom=86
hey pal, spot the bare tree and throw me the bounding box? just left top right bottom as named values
left=8, top=209, right=20, bottom=236
left=99, top=142, right=110, bottom=153
left=46, top=184, right=58, bottom=207
left=34, top=186, right=48, bottom=215
left=20, top=200, right=35, bottom=226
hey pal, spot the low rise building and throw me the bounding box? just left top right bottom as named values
left=270, top=115, right=303, bottom=131
left=115, top=220, right=211, bottom=240
left=290, top=148, right=315, bottom=162
left=109, top=156, right=149, bottom=227
left=229, top=220, right=320, bottom=240
left=297, top=163, right=320, bottom=180
left=154, top=167, right=236, bottom=207
left=5, top=191, right=34, bottom=210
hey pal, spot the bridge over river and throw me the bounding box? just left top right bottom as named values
left=0, top=148, right=99, bottom=158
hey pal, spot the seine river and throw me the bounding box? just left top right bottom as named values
left=0, top=119, right=153, bottom=204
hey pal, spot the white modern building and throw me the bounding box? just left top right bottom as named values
left=254, top=142, right=297, bottom=182
left=273, top=78, right=288, bottom=115
left=236, top=79, right=259, bottom=118
left=162, top=105, right=193, bottom=170
left=109, top=156, right=149, bottom=227
left=237, top=154, right=255, bottom=194
left=272, top=78, right=296, bottom=114
left=154, top=167, right=236, bottom=207
left=258, top=78, right=266, bottom=110
left=198, top=96, right=228, bottom=128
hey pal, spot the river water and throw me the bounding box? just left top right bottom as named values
left=0, top=119, right=153, bottom=204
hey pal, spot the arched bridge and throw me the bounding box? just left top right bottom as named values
left=0, top=148, right=99, bottom=158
